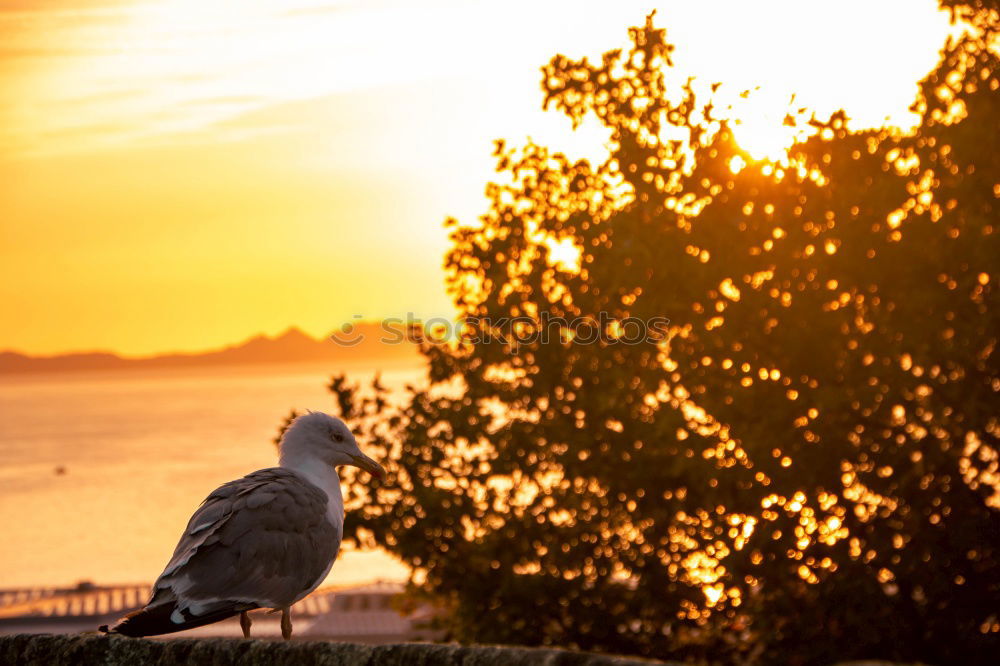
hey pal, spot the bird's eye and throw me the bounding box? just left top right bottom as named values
left=333, top=432, right=344, bottom=443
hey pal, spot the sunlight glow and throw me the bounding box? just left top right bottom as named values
left=732, top=104, right=804, bottom=162
left=0, top=0, right=960, bottom=354
left=544, top=237, right=584, bottom=273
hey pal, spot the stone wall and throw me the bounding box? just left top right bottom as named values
left=0, top=634, right=670, bottom=666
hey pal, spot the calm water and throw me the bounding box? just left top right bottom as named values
left=0, top=361, right=420, bottom=589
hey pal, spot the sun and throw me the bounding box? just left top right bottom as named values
left=724, top=89, right=814, bottom=163
left=731, top=117, right=800, bottom=163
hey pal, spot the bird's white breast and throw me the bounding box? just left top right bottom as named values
left=283, top=463, right=345, bottom=602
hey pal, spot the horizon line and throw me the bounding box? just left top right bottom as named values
left=0, top=320, right=418, bottom=361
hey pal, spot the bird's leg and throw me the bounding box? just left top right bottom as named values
left=240, top=611, right=252, bottom=639
left=280, top=606, right=292, bottom=641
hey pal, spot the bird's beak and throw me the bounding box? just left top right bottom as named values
left=349, top=453, right=386, bottom=482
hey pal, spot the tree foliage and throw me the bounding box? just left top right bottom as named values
left=325, top=5, right=1000, bottom=664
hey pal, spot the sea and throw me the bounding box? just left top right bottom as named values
left=0, top=361, right=422, bottom=589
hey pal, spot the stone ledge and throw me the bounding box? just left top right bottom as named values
left=0, top=634, right=668, bottom=666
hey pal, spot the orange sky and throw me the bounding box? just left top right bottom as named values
left=0, top=0, right=958, bottom=355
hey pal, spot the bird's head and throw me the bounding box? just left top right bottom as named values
left=279, top=411, right=385, bottom=481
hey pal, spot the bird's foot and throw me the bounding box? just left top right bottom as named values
left=240, top=611, right=252, bottom=639
left=280, top=607, right=292, bottom=641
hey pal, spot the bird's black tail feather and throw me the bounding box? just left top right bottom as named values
left=101, top=600, right=255, bottom=637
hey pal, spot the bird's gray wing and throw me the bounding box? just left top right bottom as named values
left=149, top=467, right=341, bottom=623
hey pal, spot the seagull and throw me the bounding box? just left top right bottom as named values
left=99, top=411, right=384, bottom=640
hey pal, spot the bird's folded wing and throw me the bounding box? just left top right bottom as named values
left=152, top=467, right=341, bottom=614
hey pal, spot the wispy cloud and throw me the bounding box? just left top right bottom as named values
left=0, top=0, right=963, bottom=356
left=0, top=0, right=958, bottom=161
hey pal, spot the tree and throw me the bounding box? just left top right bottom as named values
left=324, top=5, right=1000, bottom=663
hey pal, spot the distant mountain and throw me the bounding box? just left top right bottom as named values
left=0, top=324, right=420, bottom=374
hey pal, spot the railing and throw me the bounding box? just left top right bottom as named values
left=0, top=580, right=403, bottom=621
